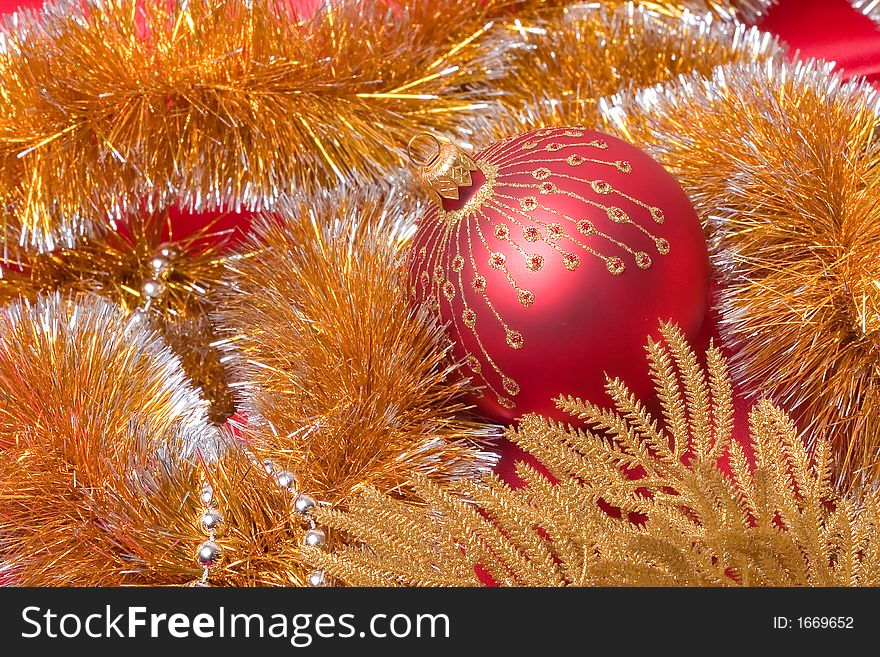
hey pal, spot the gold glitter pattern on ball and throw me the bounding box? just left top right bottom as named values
left=413, top=128, right=672, bottom=410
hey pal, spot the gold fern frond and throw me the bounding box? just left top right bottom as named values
left=306, top=323, right=880, bottom=587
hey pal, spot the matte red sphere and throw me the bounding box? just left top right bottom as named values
left=410, top=126, right=708, bottom=423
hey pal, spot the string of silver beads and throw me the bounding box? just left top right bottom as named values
left=140, top=245, right=177, bottom=312
left=193, top=481, right=224, bottom=586
left=127, top=245, right=222, bottom=586
left=139, top=247, right=326, bottom=587
left=262, top=459, right=327, bottom=587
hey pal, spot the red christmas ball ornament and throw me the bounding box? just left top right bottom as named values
left=408, top=127, right=708, bottom=423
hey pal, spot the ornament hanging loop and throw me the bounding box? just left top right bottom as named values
left=408, top=133, right=478, bottom=202
left=407, top=133, right=442, bottom=168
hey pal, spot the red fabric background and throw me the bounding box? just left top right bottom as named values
left=1, top=0, right=878, bottom=487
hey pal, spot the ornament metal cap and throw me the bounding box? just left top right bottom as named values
left=407, top=133, right=478, bottom=203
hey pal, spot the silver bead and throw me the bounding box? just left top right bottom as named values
left=199, top=485, right=214, bottom=506
left=149, top=255, right=170, bottom=274
left=196, top=541, right=222, bottom=567
left=141, top=279, right=165, bottom=299
left=307, top=570, right=326, bottom=587
left=304, top=529, right=326, bottom=547
left=262, top=459, right=275, bottom=475
left=129, top=308, right=149, bottom=325
left=158, top=245, right=178, bottom=259
left=293, top=494, right=316, bottom=515
left=276, top=470, right=296, bottom=491
left=200, top=509, right=223, bottom=535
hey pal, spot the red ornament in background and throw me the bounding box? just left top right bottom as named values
left=409, top=127, right=709, bottom=423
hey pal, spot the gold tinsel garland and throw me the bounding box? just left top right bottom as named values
left=0, top=0, right=564, bottom=252
left=468, top=3, right=782, bottom=132
left=606, top=1, right=775, bottom=21
left=0, top=211, right=238, bottom=422
left=0, top=293, right=218, bottom=585
left=306, top=324, right=880, bottom=587
left=215, top=190, right=498, bottom=505
left=0, top=292, right=352, bottom=586
left=0, top=0, right=772, bottom=253
left=602, top=60, right=880, bottom=487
